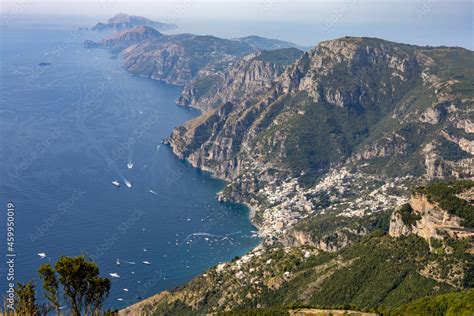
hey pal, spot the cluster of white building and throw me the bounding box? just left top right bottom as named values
left=251, top=167, right=413, bottom=238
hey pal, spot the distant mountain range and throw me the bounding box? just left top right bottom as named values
left=84, top=18, right=474, bottom=315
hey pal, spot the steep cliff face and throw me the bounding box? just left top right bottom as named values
left=177, top=48, right=304, bottom=111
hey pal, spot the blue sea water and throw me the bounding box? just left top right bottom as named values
left=0, top=25, right=259, bottom=309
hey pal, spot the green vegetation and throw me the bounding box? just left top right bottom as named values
left=7, top=256, right=111, bottom=316
left=161, top=290, right=474, bottom=315
left=236, top=35, right=299, bottom=51
left=190, top=75, right=221, bottom=101
left=150, top=233, right=473, bottom=315
left=256, top=48, right=303, bottom=65
left=303, top=235, right=451, bottom=309
left=437, top=137, right=471, bottom=161
left=383, top=289, right=474, bottom=316
left=398, top=203, right=421, bottom=226
left=13, top=281, right=38, bottom=315
left=294, top=210, right=392, bottom=246
left=414, top=180, right=474, bottom=227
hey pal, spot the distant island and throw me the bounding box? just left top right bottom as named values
left=91, top=12, right=177, bottom=32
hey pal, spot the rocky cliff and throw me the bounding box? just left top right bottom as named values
left=176, top=48, right=303, bottom=111
left=389, top=181, right=474, bottom=252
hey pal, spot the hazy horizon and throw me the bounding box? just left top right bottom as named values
left=1, top=1, right=473, bottom=49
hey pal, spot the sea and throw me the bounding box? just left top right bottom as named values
left=0, top=22, right=259, bottom=310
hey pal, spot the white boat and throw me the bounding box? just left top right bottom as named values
left=142, top=261, right=151, bottom=265
left=127, top=162, right=133, bottom=169
left=109, top=272, right=120, bottom=278
left=123, top=288, right=129, bottom=292
left=38, top=253, right=47, bottom=259
left=116, top=258, right=120, bottom=265
left=124, top=180, right=132, bottom=188
left=112, top=180, right=120, bottom=187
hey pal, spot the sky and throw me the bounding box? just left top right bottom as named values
left=1, top=0, right=473, bottom=49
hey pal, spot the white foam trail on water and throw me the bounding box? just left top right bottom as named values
left=149, top=189, right=158, bottom=195
left=179, top=231, right=242, bottom=246
left=122, top=178, right=132, bottom=188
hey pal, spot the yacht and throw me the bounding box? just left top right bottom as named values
left=112, top=180, right=120, bottom=187
left=127, top=162, right=133, bottom=169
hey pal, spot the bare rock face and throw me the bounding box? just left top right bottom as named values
left=177, top=48, right=303, bottom=111
left=422, top=140, right=474, bottom=180
left=457, top=119, right=474, bottom=133
left=280, top=37, right=419, bottom=104
left=355, top=134, right=407, bottom=160
left=388, top=209, right=414, bottom=237
left=389, top=195, right=474, bottom=243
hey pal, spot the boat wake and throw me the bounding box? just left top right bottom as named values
left=122, top=178, right=132, bottom=188
left=179, top=231, right=242, bottom=246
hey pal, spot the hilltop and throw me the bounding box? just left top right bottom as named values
left=91, top=13, right=177, bottom=32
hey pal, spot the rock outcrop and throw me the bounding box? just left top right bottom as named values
left=389, top=188, right=474, bottom=252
